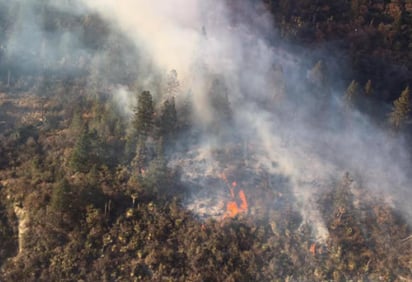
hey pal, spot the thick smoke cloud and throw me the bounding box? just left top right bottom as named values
left=79, top=0, right=412, bottom=240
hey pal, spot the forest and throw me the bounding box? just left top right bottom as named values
left=0, top=0, right=411, bottom=281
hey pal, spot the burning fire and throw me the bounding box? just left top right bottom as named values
left=309, top=243, right=316, bottom=256
left=221, top=173, right=248, bottom=219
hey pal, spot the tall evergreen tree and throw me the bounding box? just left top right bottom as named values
left=157, top=97, right=178, bottom=143
left=50, top=178, right=72, bottom=216
left=69, top=126, right=103, bottom=173
left=364, top=79, right=373, bottom=96
left=389, top=86, right=410, bottom=130
left=133, top=91, right=154, bottom=138
left=70, top=127, right=92, bottom=173
left=308, top=60, right=328, bottom=90
left=344, top=80, right=359, bottom=109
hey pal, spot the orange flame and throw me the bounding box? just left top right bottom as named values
left=309, top=243, right=316, bottom=256
left=238, top=190, right=248, bottom=211
left=225, top=190, right=248, bottom=218
left=226, top=201, right=239, bottom=218
left=220, top=173, right=248, bottom=219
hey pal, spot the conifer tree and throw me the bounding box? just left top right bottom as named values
left=308, top=60, right=327, bottom=89
left=344, top=80, right=359, bottom=109
left=51, top=179, right=70, bottom=212
left=364, top=79, right=373, bottom=96
left=70, top=126, right=92, bottom=173
left=157, top=96, right=178, bottom=143
left=50, top=178, right=72, bottom=216
left=133, top=91, right=154, bottom=138
left=69, top=126, right=103, bottom=173
left=389, top=86, right=410, bottom=130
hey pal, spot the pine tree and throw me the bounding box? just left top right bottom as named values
left=364, top=79, right=373, bottom=96
left=389, top=86, right=411, bottom=130
left=50, top=178, right=70, bottom=211
left=69, top=126, right=103, bottom=172
left=50, top=179, right=72, bottom=215
left=344, top=80, right=359, bottom=109
left=133, top=91, right=154, bottom=138
left=308, top=60, right=327, bottom=89
left=157, top=97, right=178, bottom=143
left=70, top=127, right=92, bottom=173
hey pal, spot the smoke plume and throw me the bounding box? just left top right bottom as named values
left=3, top=0, right=411, bottom=241
left=79, top=0, right=412, bottom=240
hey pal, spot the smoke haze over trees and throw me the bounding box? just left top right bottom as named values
left=0, top=0, right=411, bottom=281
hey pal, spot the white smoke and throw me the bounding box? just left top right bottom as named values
left=80, top=0, right=412, bottom=241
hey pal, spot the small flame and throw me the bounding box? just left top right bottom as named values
left=221, top=173, right=248, bottom=219
left=225, top=189, right=248, bottom=218
left=309, top=243, right=316, bottom=256
left=226, top=201, right=239, bottom=218
left=238, top=190, right=248, bottom=211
